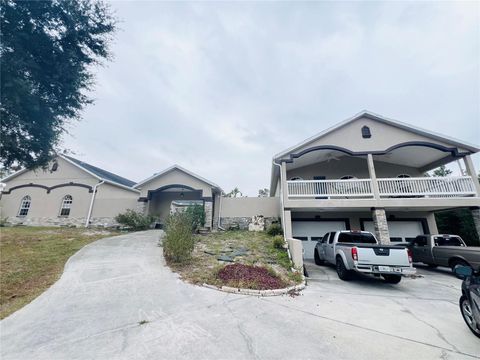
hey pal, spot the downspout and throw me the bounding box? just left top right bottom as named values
left=85, top=180, right=104, bottom=227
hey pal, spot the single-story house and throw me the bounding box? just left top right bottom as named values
left=1, top=111, right=479, bottom=264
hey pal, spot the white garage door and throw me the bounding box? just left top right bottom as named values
left=292, top=221, right=347, bottom=259
left=363, top=220, right=424, bottom=242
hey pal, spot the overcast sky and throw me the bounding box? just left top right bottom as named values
left=64, top=1, right=480, bottom=195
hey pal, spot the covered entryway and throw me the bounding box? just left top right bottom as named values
left=363, top=220, right=426, bottom=242
left=292, top=220, right=347, bottom=259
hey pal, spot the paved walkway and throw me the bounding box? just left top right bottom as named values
left=1, top=231, right=478, bottom=360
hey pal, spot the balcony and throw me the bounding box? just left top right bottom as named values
left=286, top=176, right=477, bottom=200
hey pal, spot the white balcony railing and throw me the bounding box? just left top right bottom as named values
left=286, top=176, right=477, bottom=199
left=377, top=176, right=477, bottom=198
left=287, top=179, right=374, bottom=199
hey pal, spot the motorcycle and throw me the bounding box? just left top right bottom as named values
left=454, top=265, right=480, bottom=338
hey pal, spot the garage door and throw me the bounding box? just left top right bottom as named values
left=363, top=220, right=425, bottom=242
left=292, top=221, right=347, bottom=259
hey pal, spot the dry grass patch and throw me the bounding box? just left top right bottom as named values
left=167, top=230, right=302, bottom=289
left=0, top=226, right=120, bottom=319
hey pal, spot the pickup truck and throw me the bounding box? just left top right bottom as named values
left=314, top=230, right=416, bottom=284
left=402, top=234, right=480, bottom=272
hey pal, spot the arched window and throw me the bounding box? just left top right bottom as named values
left=361, top=126, right=372, bottom=138
left=397, top=174, right=411, bottom=178
left=290, top=177, right=304, bottom=181
left=18, top=195, right=31, bottom=216
left=340, top=175, right=357, bottom=180
left=60, top=195, right=73, bottom=217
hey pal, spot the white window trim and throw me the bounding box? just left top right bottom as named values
left=17, top=195, right=31, bottom=217
left=59, top=195, right=73, bottom=217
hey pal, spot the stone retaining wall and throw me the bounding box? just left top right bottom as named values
left=5, top=216, right=119, bottom=228
left=219, top=216, right=278, bottom=230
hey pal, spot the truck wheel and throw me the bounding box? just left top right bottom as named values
left=450, top=259, right=469, bottom=274
left=383, top=274, right=402, bottom=284
left=460, top=295, right=480, bottom=338
left=314, top=250, right=324, bottom=265
left=336, top=257, right=352, bottom=281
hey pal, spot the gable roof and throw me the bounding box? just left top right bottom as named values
left=135, top=164, right=221, bottom=191
left=1, top=155, right=139, bottom=193
left=273, top=110, right=480, bottom=160
left=61, top=155, right=137, bottom=188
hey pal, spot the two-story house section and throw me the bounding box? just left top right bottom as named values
left=270, top=111, right=480, bottom=259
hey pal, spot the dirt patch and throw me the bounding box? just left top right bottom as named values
left=166, top=231, right=302, bottom=290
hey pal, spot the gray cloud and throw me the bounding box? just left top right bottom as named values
left=63, top=1, right=480, bottom=195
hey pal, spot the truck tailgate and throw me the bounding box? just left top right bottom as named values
left=357, top=246, right=410, bottom=266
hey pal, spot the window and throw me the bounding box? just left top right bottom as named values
left=338, top=232, right=377, bottom=244
left=296, top=236, right=308, bottom=241
left=60, top=195, right=73, bottom=217
left=361, top=126, right=371, bottom=138
left=340, top=175, right=357, bottom=180
left=18, top=196, right=31, bottom=216
left=328, top=232, right=336, bottom=244
left=311, top=237, right=323, bottom=242
left=290, top=177, right=303, bottom=181
left=413, top=236, right=427, bottom=247
left=397, top=174, right=411, bottom=178
left=434, top=236, right=464, bottom=247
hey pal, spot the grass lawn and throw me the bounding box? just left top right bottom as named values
left=168, top=230, right=302, bottom=289
left=0, top=226, right=120, bottom=319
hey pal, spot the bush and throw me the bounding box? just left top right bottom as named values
left=266, top=223, right=283, bottom=236
left=217, top=264, right=286, bottom=290
left=184, top=204, right=205, bottom=230
left=272, top=235, right=284, bottom=249
left=163, top=212, right=195, bottom=263
left=115, top=209, right=154, bottom=230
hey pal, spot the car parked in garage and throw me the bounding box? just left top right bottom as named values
left=401, top=234, right=480, bottom=272
left=314, top=230, right=416, bottom=283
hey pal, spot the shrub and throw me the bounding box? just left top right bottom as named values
left=272, top=235, right=284, bottom=249
left=184, top=204, right=205, bottom=230
left=266, top=223, right=283, bottom=236
left=163, top=212, right=195, bottom=263
left=115, top=209, right=154, bottom=231
left=217, top=263, right=286, bottom=290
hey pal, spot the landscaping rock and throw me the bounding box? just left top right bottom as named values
left=204, top=250, right=217, bottom=256
left=217, top=255, right=234, bottom=262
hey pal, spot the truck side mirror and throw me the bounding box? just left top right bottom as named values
left=453, top=265, right=472, bottom=279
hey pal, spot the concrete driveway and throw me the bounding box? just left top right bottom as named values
left=1, top=231, right=478, bottom=360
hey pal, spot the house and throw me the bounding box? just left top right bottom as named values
left=1, top=111, right=479, bottom=264
left=269, top=111, right=480, bottom=260
left=0, top=155, right=140, bottom=227
left=0, top=157, right=222, bottom=228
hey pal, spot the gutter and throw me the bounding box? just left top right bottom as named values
left=85, top=180, right=104, bottom=227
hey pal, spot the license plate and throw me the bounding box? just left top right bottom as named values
left=378, top=266, right=391, bottom=272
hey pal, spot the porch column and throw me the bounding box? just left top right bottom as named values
left=367, top=154, right=380, bottom=199
left=463, top=155, right=480, bottom=196
left=283, top=209, right=292, bottom=239
left=371, top=207, right=390, bottom=244
left=136, top=198, right=148, bottom=215
left=471, top=207, right=480, bottom=240
left=204, top=201, right=213, bottom=229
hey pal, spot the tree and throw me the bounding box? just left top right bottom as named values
left=432, top=165, right=452, bottom=177
left=0, top=0, right=117, bottom=170
left=258, top=188, right=269, bottom=197
left=225, top=187, right=243, bottom=198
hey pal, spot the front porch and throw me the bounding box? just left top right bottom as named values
left=286, top=176, right=477, bottom=199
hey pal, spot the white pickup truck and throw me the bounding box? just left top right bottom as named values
left=314, top=230, right=416, bottom=284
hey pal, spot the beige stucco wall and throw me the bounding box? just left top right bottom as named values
left=287, top=157, right=423, bottom=180
left=91, top=183, right=139, bottom=218
left=0, top=157, right=139, bottom=226
left=137, top=169, right=213, bottom=198
left=280, top=116, right=469, bottom=158
left=220, top=197, right=281, bottom=218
